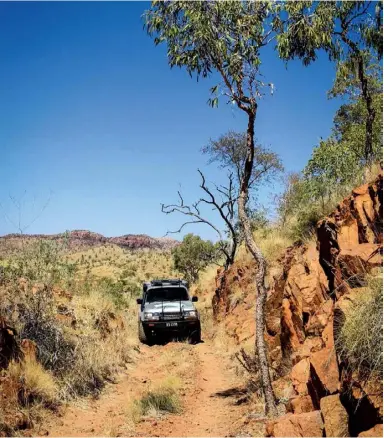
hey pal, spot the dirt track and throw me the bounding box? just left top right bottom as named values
left=46, top=341, right=252, bottom=437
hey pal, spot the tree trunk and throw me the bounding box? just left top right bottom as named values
left=357, top=56, right=376, bottom=164
left=339, top=32, right=377, bottom=165
left=237, top=111, right=277, bottom=417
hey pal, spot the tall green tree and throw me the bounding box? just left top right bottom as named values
left=172, top=233, right=218, bottom=284
left=145, top=1, right=278, bottom=414
left=278, top=1, right=383, bottom=164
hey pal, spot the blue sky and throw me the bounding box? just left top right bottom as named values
left=0, top=2, right=342, bottom=241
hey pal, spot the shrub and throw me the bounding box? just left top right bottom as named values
left=131, top=387, right=181, bottom=420
left=1, top=240, right=138, bottom=405
left=336, top=271, right=383, bottom=381
left=16, top=287, right=75, bottom=376
left=172, top=233, right=219, bottom=284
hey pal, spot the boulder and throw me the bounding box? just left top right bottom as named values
left=291, top=336, right=324, bottom=365
left=272, top=376, right=295, bottom=401
left=337, top=244, right=382, bottom=288
left=291, top=358, right=310, bottom=396
left=284, top=244, right=329, bottom=315
left=20, top=339, right=37, bottom=362
left=266, top=410, right=324, bottom=437
left=96, top=311, right=125, bottom=336
left=287, top=395, right=314, bottom=414
left=310, top=346, right=340, bottom=395
left=358, top=424, right=383, bottom=437
left=320, top=394, right=349, bottom=437
left=305, top=299, right=333, bottom=337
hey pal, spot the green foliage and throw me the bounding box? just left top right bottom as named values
left=277, top=2, right=382, bottom=66
left=202, top=131, right=283, bottom=193
left=172, top=234, right=218, bottom=284
left=277, top=90, right=382, bottom=240
left=145, top=1, right=274, bottom=111
left=332, top=92, right=383, bottom=161
left=276, top=1, right=335, bottom=66
left=278, top=1, right=383, bottom=163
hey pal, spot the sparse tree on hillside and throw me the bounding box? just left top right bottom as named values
left=203, top=131, right=283, bottom=201
left=277, top=1, right=383, bottom=164
left=145, top=1, right=279, bottom=414
left=172, top=233, right=218, bottom=284
left=202, top=130, right=283, bottom=235
left=276, top=86, right=383, bottom=240
left=275, top=172, right=301, bottom=227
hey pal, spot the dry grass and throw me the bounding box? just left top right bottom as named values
left=68, top=244, right=178, bottom=283
left=58, top=289, right=138, bottom=400
left=234, top=227, right=293, bottom=269
left=128, top=377, right=182, bottom=423
left=336, top=270, right=383, bottom=382
left=7, top=358, right=58, bottom=407
left=0, top=238, right=177, bottom=434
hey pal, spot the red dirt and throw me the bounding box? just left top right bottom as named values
left=45, top=341, right=250, bottom=437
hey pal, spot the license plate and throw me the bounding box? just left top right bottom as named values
left=166, top=322, right=178, bottom=327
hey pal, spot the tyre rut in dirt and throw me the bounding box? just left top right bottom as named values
left=189, top=325, right=202, bottom=344
left=138, top=321, right=151, bottom=344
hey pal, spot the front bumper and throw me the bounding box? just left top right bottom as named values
left=143, top=319, right=200, bottom=334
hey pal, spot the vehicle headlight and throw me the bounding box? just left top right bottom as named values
left=184, top=310, right=197, bottom=319
left=144, top=312, right=160, bottom=321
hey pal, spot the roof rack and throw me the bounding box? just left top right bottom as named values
left=142, top=279, right=189, bottom=291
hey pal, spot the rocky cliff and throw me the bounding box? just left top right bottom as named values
left=0, top=230, right=179, bottom=255
left=213, top=173, right=383, bottom=437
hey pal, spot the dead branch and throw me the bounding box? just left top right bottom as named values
left=161, top=169, right=239, bottom=269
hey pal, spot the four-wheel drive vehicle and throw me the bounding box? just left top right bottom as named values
left=136, top=279, right=201, bottom=344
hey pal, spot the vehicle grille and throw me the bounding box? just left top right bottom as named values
left=162, top=313, right=182, bottom=320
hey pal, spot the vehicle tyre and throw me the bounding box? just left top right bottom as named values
left=189, top=324, right=201, bottom=344
left=138, top=321, right=150, bottom=344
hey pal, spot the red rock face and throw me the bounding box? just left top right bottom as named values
left=317, top=172, right=383, bottom=295
left=213, top=173, right=383, bottom=437
left=320, top=394, right=350, bottom=437
left=266, top=410, right=325, bottom=437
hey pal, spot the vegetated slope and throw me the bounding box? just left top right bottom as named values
left=209, top=172, right=383, bottom=437
left=0, top=230, right=179, bottom=258
left=66, top=243, right=179, bottom=283
left=0, top=228, right=180, bottom=436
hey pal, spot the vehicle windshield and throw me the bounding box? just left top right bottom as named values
left=146, top=287, right=189, bottom=303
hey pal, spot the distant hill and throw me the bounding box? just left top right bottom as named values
left=0, top=230, right=180, bottom=256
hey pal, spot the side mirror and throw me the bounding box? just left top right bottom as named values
left=192, top=296, right=198, bottom=302
left=136, top=298, right=143, bottom=305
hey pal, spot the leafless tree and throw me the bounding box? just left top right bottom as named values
left=0, top=191, right=52, bottom=235
left=162, top=169, right=238, bottom=271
